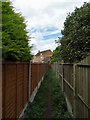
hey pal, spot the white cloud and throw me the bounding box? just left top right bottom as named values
left=12, top=0, right=90, bottom=54
left=30, top=37, right=57, bottom=55
left=29, top=30, right=58, bottom=54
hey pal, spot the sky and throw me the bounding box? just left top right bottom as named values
left=12, top=0, right=90, bottom=55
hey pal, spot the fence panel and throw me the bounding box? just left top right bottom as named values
left=88, top=67, right=90, bottom=118
left=63, top=64, right=74, bottom=113
left=2, top=62, right=48, bottom=119
left=58, top=64, right=63, bottom=87
left=2, top=62, right=29, bottom=119
left=23, top=64, right=29, bottom=106
left=30, top=63, right=48, bottom=95
left=76, top=64, right=90, bottom=118
left=63, top=64, right=73, bottom=86
left=52, top=55, right=90, bottom=118
left=16, top=64, right=23, bottom=117
left=3, top=63, right=17, bottom=118
left=30, top=64, right=38, bottom=95
left=0, top=62, right=2, bottom=120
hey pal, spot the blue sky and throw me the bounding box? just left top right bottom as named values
left=12, top=0, right=90, bottom=54
left=27, top=27, right=62, bottom=40
left=43, top=33, right=61, bottom=40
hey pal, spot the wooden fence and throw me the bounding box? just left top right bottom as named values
left=2, top=62, right=29, bottom=119
left=2, top=62, right=48, bottom=119
left=0, top=62, right=2, bottom=120
left=52, top=55, right=90, bottom=118
left=30, top=63, right=48, bottom=96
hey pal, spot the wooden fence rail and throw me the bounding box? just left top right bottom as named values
left=1, top=62, right=48, bottom=119
left=52, top=55, right=90, bottom=118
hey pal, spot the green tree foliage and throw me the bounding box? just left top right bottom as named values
left=60, top=2, right=90, bottom=62
left=51, top=46, right=61, bottom=63
left=2, top=1, right=33, bottom=61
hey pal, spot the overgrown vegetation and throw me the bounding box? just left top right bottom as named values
left=46, top=69, right=72, bottom=118
left=23, top=68, right=72, bottom=119
left=52, top=2, right=90, bottom=63
left=2, top=1, right=33, bottom=61
left=51, top=46, right=61, bottom=63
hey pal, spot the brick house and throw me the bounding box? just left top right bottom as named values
left=32, top=49, right=53, bottom=63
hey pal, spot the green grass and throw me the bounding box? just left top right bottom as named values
left=51, top=76, right=72, bottom=118
left=23, top=68, right=72, bottom=119
left=46, top=68, right=72, bottom=119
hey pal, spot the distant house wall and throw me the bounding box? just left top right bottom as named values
left=32, top=50, right=53, bottom=63
left=32, top=55, right=44, bottom=63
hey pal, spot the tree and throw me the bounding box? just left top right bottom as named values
left=2, top=1, right=33, bottom=61
left=60, top=2, right=90, bottom=62
left=51, top=47, right=59, bottom=63
left=51, top=46, right=61, bottom=63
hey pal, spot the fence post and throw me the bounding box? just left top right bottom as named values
left=62, top=63, right=64, bottom=92
left=73, top=64, right=78, bottom=118
left=57, top=62, right=59, bottom=79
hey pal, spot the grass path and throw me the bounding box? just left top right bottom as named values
left=45, top=75, right=52, bottom=118
left=23, top=68, right=72, bottom=119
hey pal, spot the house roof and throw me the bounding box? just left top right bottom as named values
left=36, top=49, right=53, bottom=57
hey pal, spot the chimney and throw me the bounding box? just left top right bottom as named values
left=38, top=50, right=40, bottom=53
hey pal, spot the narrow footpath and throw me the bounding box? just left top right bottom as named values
left=45, top=78, right=52, bottom=118
left=23, top=68, right=72, bottom=119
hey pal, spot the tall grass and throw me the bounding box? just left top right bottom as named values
left=23, top=68, right=72, bottom=119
